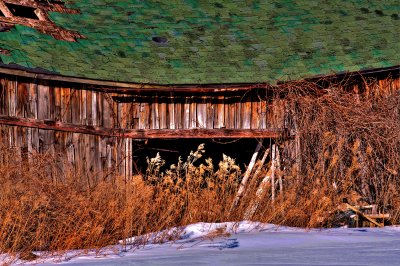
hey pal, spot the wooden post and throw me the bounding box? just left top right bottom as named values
left=231, top=140, right=263, bottom=211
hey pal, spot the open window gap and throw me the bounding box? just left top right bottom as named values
left=5, top=3, right=39, bottom=20
left=133, top=139, right=271, bottom=173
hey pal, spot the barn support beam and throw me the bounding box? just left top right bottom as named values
left=0, top=115, right=285, bottom=139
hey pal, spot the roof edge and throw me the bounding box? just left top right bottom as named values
left=0, top=64, right=398, bottom=92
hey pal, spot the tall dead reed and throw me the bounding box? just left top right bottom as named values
left=280, top=77, right=400, bottom=222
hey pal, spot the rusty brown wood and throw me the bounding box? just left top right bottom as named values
left=0, top=115, right=284, bottom=139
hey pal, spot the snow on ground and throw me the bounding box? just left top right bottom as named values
left=11, top=222, right=400, bottom=265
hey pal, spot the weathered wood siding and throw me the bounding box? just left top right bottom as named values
left=0, top=75, right=287, bottom=176
left=0, top=77, right=134, bottom=178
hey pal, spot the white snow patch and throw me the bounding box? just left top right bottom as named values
left=5, top=222, right=400, bottom=265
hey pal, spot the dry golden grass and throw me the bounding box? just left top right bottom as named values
left=0, top=144, right=337, bottom=262
left=0, top=77, right=399, bottom=262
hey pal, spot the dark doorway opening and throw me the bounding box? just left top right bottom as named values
left=132, top=138, right=273, bottom=173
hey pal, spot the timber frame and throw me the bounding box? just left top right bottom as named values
left=0, top=65, right=398, bottom=176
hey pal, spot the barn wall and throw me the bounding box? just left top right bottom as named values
left=0, top=75, right=287, bottom=176
left=3, top=73, right=397, bottom=177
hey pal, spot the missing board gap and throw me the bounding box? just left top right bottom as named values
left=5, top=3, right=39, bottom=20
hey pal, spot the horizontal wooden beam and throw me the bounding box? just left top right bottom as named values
left=0, top=115, right=284, bottom=139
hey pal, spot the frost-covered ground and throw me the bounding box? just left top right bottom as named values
left=10, top=222, right=400, bottom=265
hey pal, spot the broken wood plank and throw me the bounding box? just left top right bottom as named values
left=0, top=115, right=284, bottom=139
left=366, top=213, right=390, bottom=219
left=346, top=204, right=384, bottom=227
left=231, top=140, right=264, bottom=211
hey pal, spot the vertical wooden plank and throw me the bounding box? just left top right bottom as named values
left=48, top=84, right=55, bottom=120
left=71, top=89, right=81, bottom=169
left=131, top=102, right=139, bottom=129
left=175, top=97, right=183, bottom=129
left=37, top=84, right=49, bottom=153
left=138, top=101, right=145, bottom=129
left=183, top=96, right=190, bottom=129
left=235, top=96, right=241, bottom=129
left=189, top=97, right=197, bottom=128
left=215, top=95, right=225, bottom=128
left=86, top=89, right=93, bottom=126
left=224, top=96, right=230, bottom=129
left=206, top=96, right=213, bottom=129
left=54, top=87, right=61, bottom=121
left=251, top=95, right=260, bottom=129
left=168, top=93, right=175, bottom=129
left=16, top=82, right=28, bottom=117
left=96, top=91, right=103, bottom=127
left=144, top=101, right=151, bottom=129
left=37, top=84, right=49, bottom=120
left=91, top=90, right=98, bottom=126
left=227, top=95, right=236, bottom=129
left=61, top=87, right=72, bottom=123
left=151, top=95, right=160, bottom=129
left=16, top=82, right=28, bottom=156
left=103, top=92, right=112, bottom=128
left=0, top=78, right=7, bottom=115
left=241, top=94, right=251, bottom=129
left=93, top=135, right=101, bottom=178
left=28, top=83, right=38, bottom=153
left=9, top=78, right=16, bottom=117
left=260, top=98, right=267, bottom=129
left=81, top=89, right=87, bottom=125
left=197, top=96, right=207, bottom=128
left=112, top=93, right=120, bottom=129
left=119, top=102, right=127, bottom=129
left=159, top=96, right=167, bottom=129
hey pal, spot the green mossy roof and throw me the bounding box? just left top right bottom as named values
left=0, top=0, right=399, bottom=85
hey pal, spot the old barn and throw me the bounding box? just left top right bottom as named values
left=0, top=0, right=399, bottom=177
